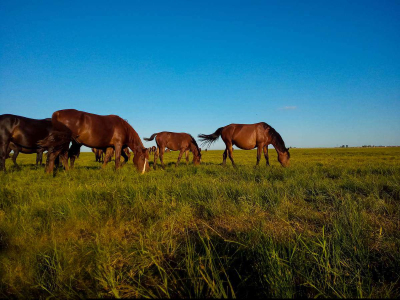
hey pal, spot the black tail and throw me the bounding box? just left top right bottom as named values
left=198, top=127, right=224, bottom=148
left=37, top=131, right=71, bottom=152
left=143, top=133, right=158, bottom=142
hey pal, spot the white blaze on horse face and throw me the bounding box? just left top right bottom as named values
left=141, top=158, right=148, bottom=174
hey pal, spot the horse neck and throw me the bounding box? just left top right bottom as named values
left=190, top=142, right=200, bottom=156
left=269, top=131, right=286, bottom=155
left=126, top=126, right=145, bottom=152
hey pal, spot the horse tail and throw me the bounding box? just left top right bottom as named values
left=37, top=131, right=71, bottom=152
left=198, top=127, right=224, bottom=148
left=143, top=133, right=158, bottom=142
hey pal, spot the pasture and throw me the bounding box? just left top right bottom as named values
left=0, top=147, right=399, bottom=298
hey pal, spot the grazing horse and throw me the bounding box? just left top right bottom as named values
left=0, top=115, right=52, bottom=171
left=198, top=122, right=290, bottom=167
left=38, top=109, right=150, bottom=174
left=144, top=132, right=201, bottom=169
left=92, top=148, right=104, bottom=162
left=7, top=142, right=46, bottom=166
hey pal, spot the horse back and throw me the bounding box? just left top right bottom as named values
left=52, top=109, right=127, bottom=147
left=0, top=114, right=52, bottom=147
left=156, top=132, right=193, bottom=151
left=222, top=123, right=268, bottom=149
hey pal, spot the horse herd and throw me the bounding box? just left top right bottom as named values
left=0, top=109, right=290, bottom=174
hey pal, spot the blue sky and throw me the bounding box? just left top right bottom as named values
left=1, top=0, right=399, bottom=150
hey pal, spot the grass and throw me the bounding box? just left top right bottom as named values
left=0, top=147, right=399, bottom=298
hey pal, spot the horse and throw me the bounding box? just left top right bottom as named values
left=144, top=132, right=202, bottom=169
left=0, top=115, right=52, bottom=171
left=38, top=109, right=150, bottom=174
left=92, top=148, right=104, bottom=163
left=198, top=122, right=290, bottom=167
left=7, top=142, right=46, bottom=166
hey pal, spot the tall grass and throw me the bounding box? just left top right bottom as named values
left=0, top=147, right=399, bottom=298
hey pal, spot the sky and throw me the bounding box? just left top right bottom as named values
left=1, top=0, right=399, bottom=150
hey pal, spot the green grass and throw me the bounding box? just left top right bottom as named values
left=0, top=147, right=399, bottom=298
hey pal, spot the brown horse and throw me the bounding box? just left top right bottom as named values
left=7, top=142, right=46, bottom=166
left=0, top=115, right=52, bottom=171
left=198, top=122, right=290, bottom=167
left=144, top=132, right=201, bottom=169
left=92, top=148, right=104, bottom=162
left=38, top=109, right=149, bottom=173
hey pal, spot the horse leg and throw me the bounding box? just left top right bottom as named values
left=263, top=145, right=270, bottom=166
left=0, top=142, right=9, bottom=171
left=153, top=147, right=159, bottom=170
left=222, top=148, right=228, bottom=165
left=12, top=145, right=20, bottom=167
left=185, top=150, right=190, bottom=165
left=37, top=150, right=44, bottom=165
left=159, top=147, right=166, bottom=169
left=102, top=148, right=114, bottom=168
left=60, top=150, right=69, bottom=170
left=114, top=144, right=122, bottom=169
left=227, top=144, right=236, bottom=167
left=121, top=148, right=129, bottom=165
left=46, top=148, right=63, bottom=174
left=256, top=144, right=263, bottom=166
left=176, top=149, right=184, bottom=167
left=68, top=142, right=81, bottom=169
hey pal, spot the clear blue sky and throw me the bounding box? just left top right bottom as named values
left=1, top=0, right=399, bottom=149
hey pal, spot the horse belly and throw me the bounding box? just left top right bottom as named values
left=77, top=132, right=112, bottom=148
left=232, top=130, right=257, bottom=150
left=233, top=140, right=256, bottom=150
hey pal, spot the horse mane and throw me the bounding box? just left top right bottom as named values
left=121, top=118, right=144, bottom=149
left=189, top=135, right=201, bottom=156
left=262, top=122, right=289, bottom=156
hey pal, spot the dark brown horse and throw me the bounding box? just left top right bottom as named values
left=7, top=142, right=46, bottom=166
left=38, top=109, right=150, bottom=173
left=144, top=132, right=201, bottom=169
left=198, top=122, right=290, bottom=167
left=0, top=115, right=52, bottom=171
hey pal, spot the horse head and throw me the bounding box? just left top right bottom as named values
left=132, top=147, right=150, bottom=173
left=278, top=148, right=290, bottom=167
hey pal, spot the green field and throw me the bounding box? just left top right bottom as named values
left=0, top=148, right=399, bottom=298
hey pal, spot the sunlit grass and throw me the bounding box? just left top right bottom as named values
left=0, top=147, right=399, bottom=298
